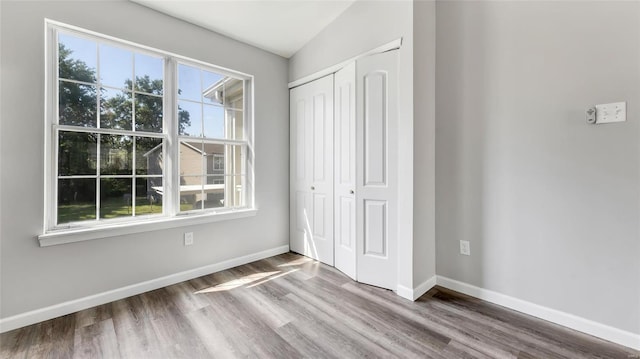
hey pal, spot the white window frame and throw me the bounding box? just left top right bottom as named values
left=40, top=20, right=256, bottom=246
left=174, top=59, right=249, bottom=213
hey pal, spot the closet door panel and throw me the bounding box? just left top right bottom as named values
left=290, top=75, right=334, bottom=266
left=363, top=199, right=387, bottom=257
left=334, top=62, right=357, bottom=280
left=313, top=94, right=328, bottom=182
left=363, top=71, right=388, bottom=186
left=356, top=51, right=398, bottom=291
left=295, top=100, right=306, bottom=181
left=290, top=95, right=310, bottom=256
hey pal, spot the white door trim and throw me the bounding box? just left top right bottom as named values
left=288, top=38, right=402, bottom=89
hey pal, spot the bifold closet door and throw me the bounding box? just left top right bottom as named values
left=334, top=62, right=357, bottom=280
left=356, top=50, right=398, bottom=290
left=290, top=75, right=335, bottom=266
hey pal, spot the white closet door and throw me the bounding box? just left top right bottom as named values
left=356, top=51, right=398, bottom=290
left=290, top=75, right=334, bottom=266
left=334, top=62, right=357, bottom=280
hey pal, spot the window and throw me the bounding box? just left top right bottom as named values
left=44, top=21, right=254, bottom=234
left=176, top=63, right=247, bottom=211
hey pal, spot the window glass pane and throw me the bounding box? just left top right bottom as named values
left=206, top=175, right=224, bottom=185
left=224, top=78, right=244, bottom=110
left=204, top=177, right=225, bottom=208
left=202, top=70, right=224, bottom=105
left=100, top=135, right=132, bottom=175
left=99, top=44, right=132, bottom=90
left=135, top=53, right=163, bottom=94
left=179, top=175, right=203, bottom=211
left=205, top=151, right=225, bottom=179
left=203, top=105, right=224, bottom=139
left=178, top=101, right=202, bottom=136
left=58, top=131, right=97, bottom=176
left=136, top=177, right=163, bottom=215
left=100, top=178, right=133, bottom=219
left=226, top=109, right=244, bottom=140
left=136, top=137, right=163, bottom=175
left=202, top=175, right=245, bottom=208
left=204, top=144, right=243, bottom=176
left=226, top=174, right=245, bottom=208
left=100, top=88, right=132, bottom=130
left=58, top=34, right=96, bottom=83
left=179, top=140, right=204, bottom=176
left=178, top=64, right=201, bottom=101
left=134, top=93, right=163, bottom=133
left=59, top=81, right=97, bottom=127
left=204, top=144, right=242, bottom=176
left=203, top=143, right=224, bottom=177
left=58, top=178, right=96, bottom=224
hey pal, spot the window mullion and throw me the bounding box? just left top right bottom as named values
left=165, top=56, right=179, bottom=217
left=55, top=125, right=165, bottom=138
left=242, top=143, right=247, bottom=208
left=132, top=136, right=136, bottom=217
left=200, top=71, right=205, bottom=211
left=96, top=133, right=101, bottom=221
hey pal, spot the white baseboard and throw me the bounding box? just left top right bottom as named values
left=396, top=284, right=413, bottom=300
left=0, top=245, right=290, bottom=333
left=396, top=276, right=437, bottom=301
left=436, top=276, right=640, bottom=351
left=414, top=276, right=437, bottom=300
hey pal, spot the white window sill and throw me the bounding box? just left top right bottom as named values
left=38, top=208, right=258, bottom=247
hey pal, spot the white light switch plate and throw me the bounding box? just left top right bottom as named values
left=596, top=102, right=626, bottom=124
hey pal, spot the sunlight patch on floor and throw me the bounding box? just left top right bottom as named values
left=194, top=271, right=280, bottom=293
left=277, top=256, right=314, bottom=268
left=246, top=269, right=299, bottom=288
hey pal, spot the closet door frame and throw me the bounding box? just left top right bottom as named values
left=289, top=39, right=406, bottom=295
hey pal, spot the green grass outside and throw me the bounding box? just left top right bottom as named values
left=58, top=198, right=193, bottom=224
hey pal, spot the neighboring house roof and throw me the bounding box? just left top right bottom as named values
left=203, top=77, right=243, bottom=105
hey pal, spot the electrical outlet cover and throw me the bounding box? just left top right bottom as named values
left=184, top=232, right=194, bottom=246
left=460, top=240, right=471, bottom=256
left=595, top=102, right=626, bottom=124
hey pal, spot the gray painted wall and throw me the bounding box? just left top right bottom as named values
left=413, top=0, right=437, bottom=287
left=289, top=0, right=418, bottom=291
left=0, top=1, right=289, bottom=318
left=436, top=1, right=640, bottom=334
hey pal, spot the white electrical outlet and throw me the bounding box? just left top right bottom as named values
left=595, top=102, right=626, bottom=124
left=184, top=232, right=194, bottom=246
left=460, top=240, right=471, bottom=256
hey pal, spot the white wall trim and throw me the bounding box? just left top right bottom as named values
left=287, top=38, right=402, bottom=89
left=436, top=276, right=640, bottom=351
left=396, top=276, right=437, bottom=301
left=0, top=245, right=290, bottom=333
left=396, top=284, right=413, bottom=301
left=413, top=276, right=437, bottom=300
left=38, top=209, right=258, bottom=247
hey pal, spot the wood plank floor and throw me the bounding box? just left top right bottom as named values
left=1, top=252, right=638, bottom=359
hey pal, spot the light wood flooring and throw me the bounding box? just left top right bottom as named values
left=1, top=252, right=638, bottom=358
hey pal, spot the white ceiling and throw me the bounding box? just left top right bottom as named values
left=131, top=0, right=357, bottom=58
